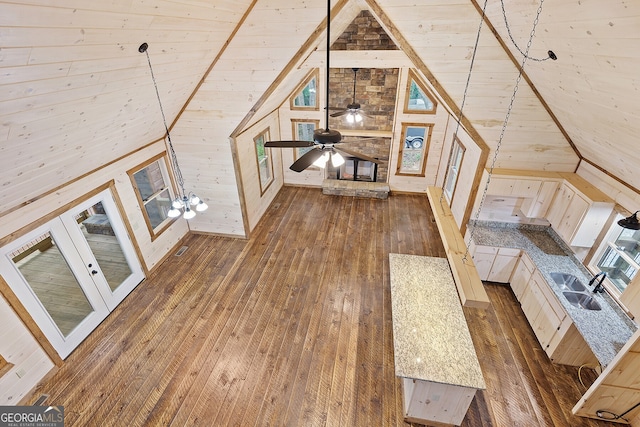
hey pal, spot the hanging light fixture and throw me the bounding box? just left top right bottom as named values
left=618, top=211, right=640, bottom=230
left=139, top=42, right=208, bottom=220
left=311, top=148, right=344, bottom=168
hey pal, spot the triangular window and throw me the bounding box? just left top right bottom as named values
left=404, top=70, right=436, bottom=114
left=290, top=70, right=319, bottom=110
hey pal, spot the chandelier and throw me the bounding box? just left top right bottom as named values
left=139, top=42, right=207, bottom=220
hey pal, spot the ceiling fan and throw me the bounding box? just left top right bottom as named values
left=329, top=68, right=371, bottom=124
left=264, top=0, right=380, bottom=173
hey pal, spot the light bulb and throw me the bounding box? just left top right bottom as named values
left=196, top=201, right=208, bottom=212
left=313, top=151, right=330, bottom=168
left=172, top=197, right=184, bottom=209
left=168, top=207, right=181, bottom=218
left=183, top=208, right=196, bottom=219
left=189, top=194, right=200, bottom=206
left=354, top=113, right=362, bottom=123
left=331, top=151, right=345, bottom=167
left=346, top=113, right=355, bottom=124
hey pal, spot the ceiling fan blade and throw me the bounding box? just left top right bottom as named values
left=359, top=111, right=373, bottom=118
left=328, top=107, right=344, bottom=111
left=265, top=140, right=315, bottom=148
left=330, top=110, right=349, bottom=117
left=334, top=146, right=381, bottom=164
left=290, top=148, right=324, bottom=172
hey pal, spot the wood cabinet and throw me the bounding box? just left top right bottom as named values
left=483, top=169, right=560, bottom=219
left=546, top=174, right=615, bottom=248
left=516, top=266, right=597, bottom=366
left=510, top=252, right=534, bottom=300
left=472, top=245, right=520, bottom=283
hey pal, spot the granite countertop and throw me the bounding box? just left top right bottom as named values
left=389, top=253, right=486, bottom=389
left=470, top=221, right=637, bottom=367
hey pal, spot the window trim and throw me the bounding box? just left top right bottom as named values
left=403, top=69, right=437, bottom=115
left=589, top=213, right=640, bottom=297
left=254, top=128, right=274, bottom=195
left=291, top=119, right=320, bottom=164
left=289, top=69, right=320, bottom=111
left=127, top=153, right=176, bottom=240
left=396, top=123, right=433, bottom=177
left=443, top=136, right=466, bottom=204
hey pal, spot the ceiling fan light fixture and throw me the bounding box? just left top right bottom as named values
left=313, top=151, right=330, bottom=168
left=354, top=112, right=363, bottom=123
left=168, top=207, right=181, bottom=218
left=618, top=211, right=640, bottom=230
left=331, top=151, right=345, bottom=167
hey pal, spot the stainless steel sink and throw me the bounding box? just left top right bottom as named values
left=562, top=291, right=602, bottom=311
left=550, top=272, right=586, bottom=292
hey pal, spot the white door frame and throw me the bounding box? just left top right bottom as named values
left=0, top=188, right=145, bottom=359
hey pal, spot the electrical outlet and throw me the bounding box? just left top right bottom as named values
left=15, top=368, right=26, bottom=378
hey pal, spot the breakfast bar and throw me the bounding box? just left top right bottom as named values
left=389, top=254, right=486, bottom=426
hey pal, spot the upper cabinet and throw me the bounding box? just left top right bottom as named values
left=483, top=169, right=560, bottom=218
left=546, top=173, right=615, bottom=248
left=479, top=169, right=615, bottom=249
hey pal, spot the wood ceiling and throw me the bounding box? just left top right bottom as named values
left=1, top=0, right=639, bottom=215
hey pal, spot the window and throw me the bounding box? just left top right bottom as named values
left=254, top=128, right=274, bottom=194
left=290, top=70, right=319, bottom=110
left=591, top=218, right=640, bottom=294
left=403, top=70, right=436, bottom=114
left=291, top=119, right=319, bottom=162
left=443, top=137, right=465, bottom=203
left=128, top=154, right=175, bottom=238
left=396, top=123, right=433, bottom=176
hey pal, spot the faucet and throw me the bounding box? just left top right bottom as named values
left=588, top=271, right=607, bottom=293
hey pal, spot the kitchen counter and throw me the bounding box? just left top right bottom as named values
left=389, top=253, right=485, bottom=425
left=389, top=253, right=485, bottom=388
left=470, top=221, right=637, bottom=367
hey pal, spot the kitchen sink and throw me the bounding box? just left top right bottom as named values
left=562, top=291, right=602, bottom=311
left=550, top=272, right=586, bottom=292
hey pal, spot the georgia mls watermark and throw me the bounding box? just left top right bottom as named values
left=0, top=406, right=64, bottom=427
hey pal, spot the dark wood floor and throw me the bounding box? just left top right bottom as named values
left=29, top=186, right=610, bottom=426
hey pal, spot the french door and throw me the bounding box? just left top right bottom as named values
left=0, top=189, right=144, bottom=359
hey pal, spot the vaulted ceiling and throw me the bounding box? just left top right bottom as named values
left=1, top=0, right=639, bottom=215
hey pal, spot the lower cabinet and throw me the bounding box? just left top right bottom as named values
left=472, top=245, right=521, bottom=283
left=511, top=258, right=598, bottom=366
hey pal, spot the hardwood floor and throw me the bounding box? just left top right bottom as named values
left=29, top=186, right=611, bottom=426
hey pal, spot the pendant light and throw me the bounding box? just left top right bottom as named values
left=139, top=42, right=208, bottom=220
left=618, top=211, right=640, bottom=230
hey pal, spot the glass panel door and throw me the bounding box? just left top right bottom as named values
left=1, top=220, right=111, bottom=358
left=11, top=231, right=95, bottom=337
left=60, top=190, right=145, bottom=311
left=0, top=188, right=145, bottom=358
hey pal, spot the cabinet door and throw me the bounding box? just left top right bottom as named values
left=546, top=183, right=574, bottom=230
left=473, top=246, right=498, bottom=281
left=520, top=282, right=543, bottom=327
left=558, top=193, right=589, bottom=243
left=486, top=177, right=514, bottom=196
left=488, top=248, right=521, bottom=283
left=513, top=179, right=541, bottom=198
left=529, top=271, right=564, bottom=350
left=522, top=180, right=559, bottom=218
left=510, top=254, right=533, bottom=300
